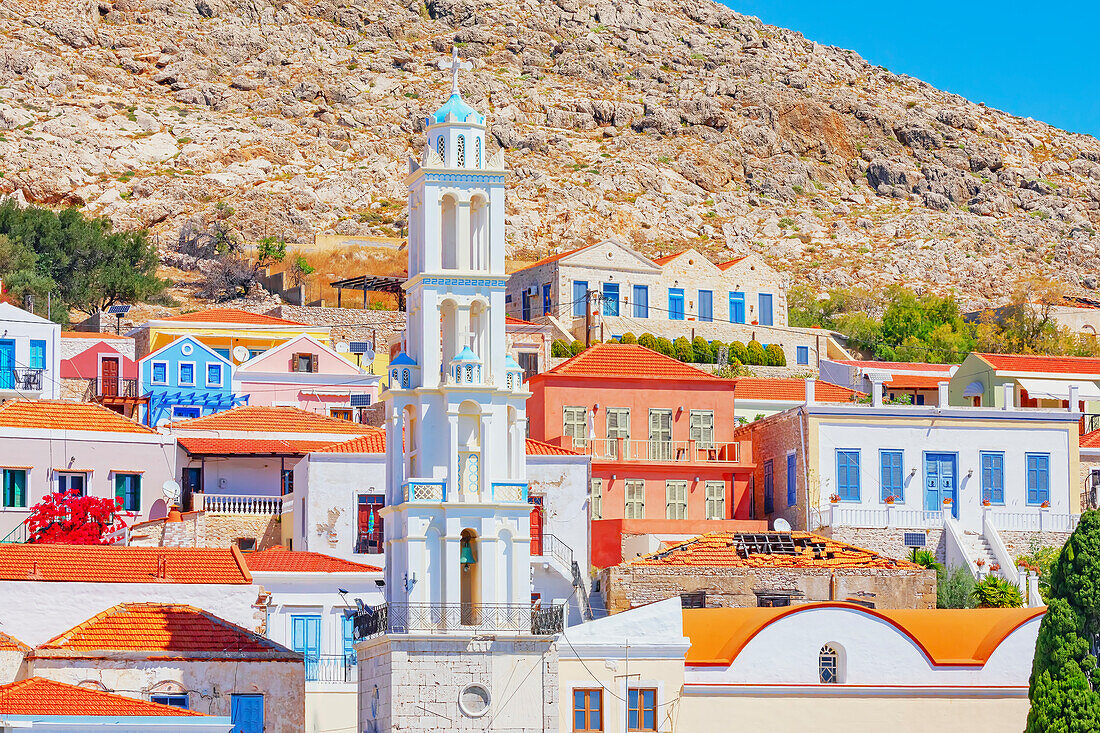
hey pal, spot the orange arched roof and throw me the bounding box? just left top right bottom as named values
left=683, top=602, right=1045, bottom=668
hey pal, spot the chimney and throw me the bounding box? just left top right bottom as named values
left=938, top=381, right=949, bottom=409
left=1003, top=382, right=1015, bottom=410
left=871, top=376, right=884, bottom=408
left=805, top=378, right=816, bottom=406
left=1069, top=385, right=1079, bottom=412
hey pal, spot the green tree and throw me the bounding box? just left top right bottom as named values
left=1027, top=511, right=1100, bottom=731
left=936, top=566, right=976, bottom=608
left=288, top=254, right=315, bottom=288
left=655, top=337, right=675, bottom=357
left=729, top=341, right=748, bottom=365
left=746, top=339, right=766, bottom=365
left=551, top=339, right=572, bottom=358
left=691, top=336, right=712, bottom=364
left=569, top=340, right=585, bottom=356
left=637, top=333, right=658, bottom=352
left=673, top=337, right=694, bottom=363
left=764, top=343, right=786, bottom=366
left=971, top=575, right=1023, bottom=608
left=620, top=332, right=637, bottom=345
left=256, top=236, right=287, bottom=269
left=709, top=339, right=726, bottom=363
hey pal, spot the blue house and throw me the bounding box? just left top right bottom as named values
left=138, top=336, right=246, bottom=425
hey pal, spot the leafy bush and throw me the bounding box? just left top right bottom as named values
left=569, top=340, right=585, bottom=356
left=714, top=361, right=749, bottom=379
left=655, top=337, right=675, bottom=357
left=764, top=343, right=786, bottom=366
left=746, top=339, right=766, bottom=365
left=551, top=339, right=572, bottom=358
left=971, top=575, right=1023, bottom=608
left=729, top=341, right=748, bottom=365
left=692, top=336, right=713, bottom=364
left=620, top=332, right=637, bottom=345
left=936, top=566, right=976, bottom=608
left=709, top=339, right=726, bottom=362
left=909, top=548, right=944, bottom=571
left=637, top=333, right=658, bottom=351
left=1016, top=538, right=1062, bottom=604
left=673, top=337, right=694, bottom=363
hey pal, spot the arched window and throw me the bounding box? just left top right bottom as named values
left=457, top=135, right=466, bottom=167
left=819, top=644, right=840, bottom=684
left=437, top=136, right=445, bottom=161
left=476, top=137, right=482, bottom=168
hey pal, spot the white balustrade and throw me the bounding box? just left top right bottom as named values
left=195, top=493, right=284, bottom=515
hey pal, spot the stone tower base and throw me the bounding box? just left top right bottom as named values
left=357, top=634, right=558, bottom=733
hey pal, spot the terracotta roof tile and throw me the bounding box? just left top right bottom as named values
left=543, top=343, right=725, bottom=382
left=524, top=438, right=581, bottom=456
left=629, top=531, right=916, bottom=569
left=0, top=677, right=206, bottom=717
left=178, top=437, right=340, bottom=456
left=38, top=603, right=281, bottom=653
left=0, top=400, right=157, bottom=434
left=315, top=432, right=579, bottom=456
left=730, top=378, right=862, bottom=402
left=156, top=308, right=309, bottom=326
left=165, top=405, right=377, bottom=434
left=844, top=360, right=956, bottom=372
left=977, top=352, right=1100, bottom=376
left=505, top=316, right=536, bottom=325
left=509, top=244, right=594, bottom=274
left=0, top=545, right=252, bottom=584
left=245, top=547, right=381, bottom=572
left=651, top=250, right=687, bottom=265
left=60, top=331, right=131, bottom=340
left=0, top=632, right=28, bottom=652
left=1082, top=429, right=1100, bottom=448
left=883, top=375, right=953, bottom=389
left=716, top=256, right=748, bottom=271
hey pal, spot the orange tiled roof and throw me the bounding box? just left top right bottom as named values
left=976, top=352, right=1100, bottom=376
left=543, top=343, right=724, bottom=382
left=1082, top=429, right=1100, bottom=449
left=0, top=545, right=252, bottom=584
left=38, top=603, right=282, bottom=653
left=731, top=378, right=862, bottom=402
left=505, top=316, right=536, bottom=325
left=178, top=437, right=340, bottom=456
left=884, top=375, right=953, bottom=389
left=525, top=437, right=581, bottom=456
left=156, top=307, right=309, bottom=326
left=509, top=244, right=595, bottom=274
left=844, top=360, right=956, bottom=372
left=314, top=430, right=387, bottom=453
left=165, top=405, right=377, bottom=434
left=629, top=531, right=915, bottom=569
left=716, top=256, right=748, bottom=271
left=0, top=677, right=206, bottom=717
left=60, top=330, right=131, bottom=340
left=0, top=632, right=28, bottom=652
left=0, top=400, right=157, bottom=434
left=651, top=250, right=688, bottom=266
left=245, top=547, right=381, bottom=572
left=683, top=603, right=1045, bottom=667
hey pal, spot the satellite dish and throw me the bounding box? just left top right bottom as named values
left=232, top=345, right=250, bottom=362
left=336, top=342, right=350, bottom=353
left=773, top=518, right=792, bottom=532
left=363, top=347, right=376, bottom=362
left=162, top=480, right=182, bottom=503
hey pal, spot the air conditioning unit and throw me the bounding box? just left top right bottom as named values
left=526, top=285, right=539, bottom=296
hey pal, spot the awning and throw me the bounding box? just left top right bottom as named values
left=1016, top=377, right=1100, bottom=401
left=962, top=380, right=984, bottom=397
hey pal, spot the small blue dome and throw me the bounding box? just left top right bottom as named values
left=452, top=345, right=479, bottom=362
left=428, top=94, right=484, bottom=126
left=504, top=354, right=522, bottom=370
left=390, top=352, right=417, bottom=366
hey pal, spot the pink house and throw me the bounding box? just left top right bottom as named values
left=59, top=339, right=145, bottom=420
left=232, top=334, right=380, bottom=423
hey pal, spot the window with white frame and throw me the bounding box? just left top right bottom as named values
left=206, top=363, right=223, bottom=387
left=819, top=644, right=840, bottom=683
left=178, top=362, right=195, bottom=386
left=688, top=410, right=714, bottom=448
left=624, top=480, right=645, bottom=519
left=56, top=472, right=86, bottom=497
left=665, top=480, right=687, bottom=519
left=590, top=478, right=603, bottom=520
left=704, top=481, right=725, bottom=519
left=563, top=406, right=587, bottom=448
left=606, top=408, right=630, bottom=440
left=150, top=361, right=168, bottom=385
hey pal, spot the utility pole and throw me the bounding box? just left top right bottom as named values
left=584, top=289, right=594, bottom=347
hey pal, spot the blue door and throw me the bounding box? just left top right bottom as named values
left=602, top=283, right=620, bottom=316
left=758, top=293, right=774, bottom=326
left=292, top=615, right=321, bottom=681
left=0, top=340, right=12, bottom=390
left=230, top=694, right=264, bottom=733
left=729, top=292, right=745, bottom=323
left=669, top=288, right=685, bottom=320
left=924, top=453, right=958, bottom=517
left=698, top=290, right=713, bottom=322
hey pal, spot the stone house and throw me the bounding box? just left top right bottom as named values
left=505, top=239, right=849, bottom=369
left=735, top=379, right=1081, bottom=582
left=602, top=531, right=936, bottom=613
left=58, top=334, right=145, bottom=418
left=27, top=603, right=303, bottom=733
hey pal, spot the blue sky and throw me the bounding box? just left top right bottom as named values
left=719, top=1, right=1099, bottom=139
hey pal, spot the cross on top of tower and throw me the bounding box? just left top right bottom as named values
left=437, top=47, right=473, bottom=97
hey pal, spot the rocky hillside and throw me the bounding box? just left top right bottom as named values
left=2, top=0, right=1099, bottom=306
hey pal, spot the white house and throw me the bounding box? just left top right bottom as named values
left=0, top=301, right=60, bottom=399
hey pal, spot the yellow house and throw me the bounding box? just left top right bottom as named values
left=129, top=308, right=333, bottom=365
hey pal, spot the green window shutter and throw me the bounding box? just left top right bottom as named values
left=2, top=471, right=9, bottom=508
left=115, top=474, right=126, bottom=503
left=12, top=470, right=25, bottom=508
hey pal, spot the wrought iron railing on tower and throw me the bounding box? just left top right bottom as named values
left=353, top=602, right=564, bottom=639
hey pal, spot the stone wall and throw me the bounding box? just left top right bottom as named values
left=267, top=305, right=405, bottom=350
left=128, top=511, right=282, bottom=550
left=818, top=526, right=948, bottom=564
left=603, top=562, right=937, bottom=612
left=357, top=635, right=558, bottom=733
left=734, top=407, right=806, bottom=529
left=1080, top=453, right=1099, bottom=510
left=999, top=530, right=1073, bottom=558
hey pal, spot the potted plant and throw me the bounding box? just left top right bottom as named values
left=942, top=497, right=953, bottom=505
left=885, top=495, right=897, bottom=505
left=982, top=499, right=992, bottom=507
left=829, top=494, right=841, bottom=504
left=1040, top=501, right=1051, bottom=508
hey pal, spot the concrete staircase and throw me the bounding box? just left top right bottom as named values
left=959, top=531, right=1000, bottom=577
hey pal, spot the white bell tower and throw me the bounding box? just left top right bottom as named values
left=381, top=48, right=531, bottom=613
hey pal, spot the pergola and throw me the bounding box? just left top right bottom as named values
left=330, top=275, right=407, bottom=310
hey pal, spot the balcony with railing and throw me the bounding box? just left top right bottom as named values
left=578, top=437, right=743, bottom=465
left=192, top=493, right=285, bottom=515
left=1, top=368, right=44, bottom=393
left=305, top=654, right=356, bottom=684
left=531, top=532, right=573, bottom=572
left=403, top=480, right=446, bottom=502
left=83, top=377, right=143, bottom=402
left=353, top=602, right=564, bottom=639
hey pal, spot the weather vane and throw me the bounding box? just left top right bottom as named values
left=438, top=47, right=472, bottom=96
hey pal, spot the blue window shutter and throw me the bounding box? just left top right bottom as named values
left=542, top=283, right=551, bottom=314
left=763, top=459, right=774, bottom=514
left=572, top=281, right=588, bottom=317
left=796, top=346, right=809, bottom=365
left=521, top=291, right=531, bottom=321
left=758, top=293, right=774, bottom=325
left=669, top=288, right=685, bottom=320
left=837, top=450, right=860, bottom=501
left=787, top=453, right=797, bottom=506
left=879, top=451, right=903, bottom=502
left=729, top=292, right=745, bottom=323
left=698, top=290, right=713, bottom=322
left=602, top=283, right=620, bottom=316
left=230, top=694, right=264, bottom=733
left=29, top=341, right=45, bottom=370
left=633, top=285, right=649, bottom=318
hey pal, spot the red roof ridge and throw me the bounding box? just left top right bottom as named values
left=0, top=399, right=158, bottom=435
left=509, top=244, right=595, bottom=274
left=155, top=307, right=310, bottom=326
left=524, top=437, right=581, bottom=456
left=541, top=343, right=723, bottom=382
left=60, top=330, right=131, bottom=340
left=0, top=677, right=207, bottom=717
left=975, top=352, right=1100, bottom=375
left=244, top=547, right=382, bottom=572
left=716, top=255, right=749, bottom=270
left=313, top=430, right=387, bottom=453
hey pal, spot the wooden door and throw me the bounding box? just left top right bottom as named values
left=101, top=357, right=120, bottom=396
left=528, top=496, right=544, bottom=556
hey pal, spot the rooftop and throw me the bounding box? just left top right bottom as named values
left=60, top=330, right=132, bottom=340
left=716, top=256, right=748, bottom=271
left=509, top=243, right=594, bottom=274
left=164, top=405, right=377, bottom=434
left=884, top=374, right=954, bottom=389
left=0, top=632, right=28, bottom=652
left=844, top=360, right=957, bottom=373
left=177, top=437, right=341, bottom=456
left=976, top=352, right=1100, bottom=376
left=540, top=343, right=725, bottom=382
left=0, top=545, right=252, bottom=584
left=153, top=307, right=310, bottom=326
left=683, top=603, right=1045, bottom=667
left=730, top=378, right=861, bottom=402
left=0, top=677, right=207, bottom=717
left=628, top=531, right=917, bottom=569
left=37, top=603, right=284, bottom=654
left=1083, top=428, right=1100, bottom=449
left=244, top=547, right=381, bottom=573
left=0, top=399, right=157, bottom=434
left=314, top=432, right=579, bottom=456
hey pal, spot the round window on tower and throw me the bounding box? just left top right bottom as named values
left=458, top=684, right=491, bottom=718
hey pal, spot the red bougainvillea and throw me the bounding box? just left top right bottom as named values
left=26, top=490, right=127, bottom=545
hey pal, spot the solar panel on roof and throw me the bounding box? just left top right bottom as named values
left=350, top=394, right=372, bottom=407
left=903, top=532, right=926, bottom=547
left=106, top=304, right=131, bottom=315
left=349, top=342, right=373, bottom=354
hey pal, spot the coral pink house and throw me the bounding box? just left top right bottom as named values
left=526, top=344, right=757, bottom=563
left=233, top=335, right=380, bottom=423
left=59, top=340, right=145, bottom=419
